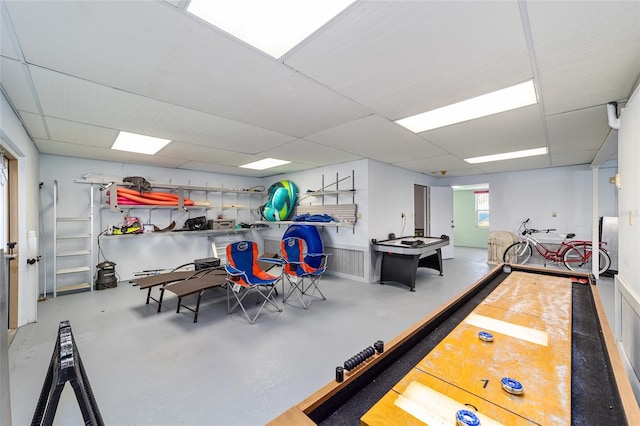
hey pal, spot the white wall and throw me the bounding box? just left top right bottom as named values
left=39, top=155, right=440, bottom=286
left=598, top=161, right=619, bottom=218
left=442, top=164, right=607, bottom=239
left=616, top=84, right=640, bottom=398
left=0, top=92, right=40, bottom=326
left=368, top=160, right=439, bottom=279
left=265, top=159, right=369, bottom=249
left=39, top=155, right=264, bottom=282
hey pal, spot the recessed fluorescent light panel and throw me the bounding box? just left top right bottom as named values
left=464, top=147, right=548, bottom=164
left=186, top=0, right=355, bottom=58
left=396, top=80, right=538, bottom=133
left=111, top=132, right=171, bottom=155
left=240, top=158, right=291, bottom=170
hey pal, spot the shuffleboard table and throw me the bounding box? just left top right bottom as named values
left=371, top=236, right=450, bottom=291
left=268, top=264, right=640, bottom=425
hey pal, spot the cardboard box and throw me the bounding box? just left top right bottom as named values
left=213, top=219, right=236, bottom=230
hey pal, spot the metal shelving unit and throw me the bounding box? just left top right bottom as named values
left=257, top=170, right=358, bottom=232
left=53, top=180, right=94, bottom=296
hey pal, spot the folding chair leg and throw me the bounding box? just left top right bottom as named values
left=284, top=275, right=326, bottom=309
left=283, top=275, right=309, bottom=309
left=303, top=277, right=326, bottom=302
left=228, top=282, right=282, bottom=324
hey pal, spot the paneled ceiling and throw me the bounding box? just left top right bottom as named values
left=1, top=1, right=638, bottom=178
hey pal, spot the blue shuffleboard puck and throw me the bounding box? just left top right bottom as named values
left=456, top=409, right=481, bottom=426
left=501, top=377, right=524, bottom=395
left=478, top=331, right=494, bottom=342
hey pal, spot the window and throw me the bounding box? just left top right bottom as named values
left=475, top=190, right=489, bottom=227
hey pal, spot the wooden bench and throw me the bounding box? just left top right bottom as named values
left=151, top=253, right=281, bottom=323
left=131, top=270, right=201, bottom=305
left=157, top=269, right=227, bottom=323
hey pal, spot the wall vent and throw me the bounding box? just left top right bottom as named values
left=264, top=239, right=364, bottom=278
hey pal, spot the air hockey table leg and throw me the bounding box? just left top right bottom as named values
left=380, top=253, right=419, bottom=291
left=418, top=248, right=444, bottom=276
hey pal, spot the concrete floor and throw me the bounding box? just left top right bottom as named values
left=7, top=247, right=616, bottom=425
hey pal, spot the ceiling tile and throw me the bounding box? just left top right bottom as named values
left=34, top=138, right=187, bottom=168
left=259, top=139, right=362, bottom=167
left=475, top=155, right=551, bottom=174
left=546, top=105, right=610, bottom=154
left=179, top=161, right=314, bottom=177
left=45, top=116, right=118, bottom=148
left=421, top=105, right=546, bottom=158
left=0, top=56, right=39, bottom=113
left=5, top=0, right=370, bottom=137
left=29, top=66, right=295, bottom=153
left=1, top=1, right=633, bottom=177
left=394, top=154, right=476, bottom=176
left=551, top=150, right=599, bottom=168
left=306, top=114, right=447, bottom=163
left=158, top=141, right=258, bottom=166
left=528, top=1, right=640, bottom=114
left=18, top=111, right=48, bottom=139
left=0, top=12, right=20, bottom=60
left=286, top=0, right=532, bottom=119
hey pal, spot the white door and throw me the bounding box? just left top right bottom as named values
left=429, top=186, right=454, bottom=259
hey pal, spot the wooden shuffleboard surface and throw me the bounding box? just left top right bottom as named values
left=361, top=271, right=573, bottom=425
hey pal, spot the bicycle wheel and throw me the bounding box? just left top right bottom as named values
left=503, top=242, right=532, bottom=264
left=563, top=243, right=611, bottom=274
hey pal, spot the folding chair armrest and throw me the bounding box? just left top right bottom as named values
left=225, top=264, right=243, bottom=276
left=258, top=257, right=285, bottom=266
left=306, top=252, right=331, bottom=257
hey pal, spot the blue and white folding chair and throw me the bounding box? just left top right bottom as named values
left=225, top=241, right=283, bottom=324
left=280, top=237, right=330, bottom=309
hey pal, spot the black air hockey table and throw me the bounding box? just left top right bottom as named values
left=268, top=264, right=639, bottom=425
left=371, top=236, right=450, bottom=291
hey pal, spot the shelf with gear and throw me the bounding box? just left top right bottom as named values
left=72, top=176, right=269, bottom=239
left=256, top=171, right=357, bottom=232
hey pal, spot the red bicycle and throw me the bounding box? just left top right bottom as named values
left=503, top=219, right=611, bottom=274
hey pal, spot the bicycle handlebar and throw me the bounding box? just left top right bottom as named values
left=521, top=225, right=556, bottom=235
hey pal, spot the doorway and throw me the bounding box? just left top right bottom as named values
left=1, top=147, right=18, bottom=331
left=452, top=184, right=490, bottom=249
left=414, top=184, right=455, bottom=259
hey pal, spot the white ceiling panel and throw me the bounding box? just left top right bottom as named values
left=177, top=161, right=268, bottom=177
left=551, top=150, right=599, bottom=168
left=1, top=1, right=635, bottom=178
left=29, top=66, right=295, bottom=153
left=286, top=0, right=532, bottom=119
left=306, top=114, right=447, bottom=163
left=0, top=56, right=39, bottom=113
left=475, top=155, right=551, bottom=174
left=260, top=139, right=362, bottom=167
left=45, top=117, right=118, bottom=148
left=5, top=0, right=370, bottom=137
left=158, top=141, right=259, bottom=166
left=17, top=111, right=47, bottom=139
left=34, top=139, right=187, bottom=168
left=528, top=1, right=640, bottom=115
left=394, top=154, right=476, bottom=176
left=179, top=160, right=314, bottom=178
left=546, top=106, right=610, bottom=154
left=421, top=105, right=546, bottom=158
left=0, top=9, right=19, bottom=60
